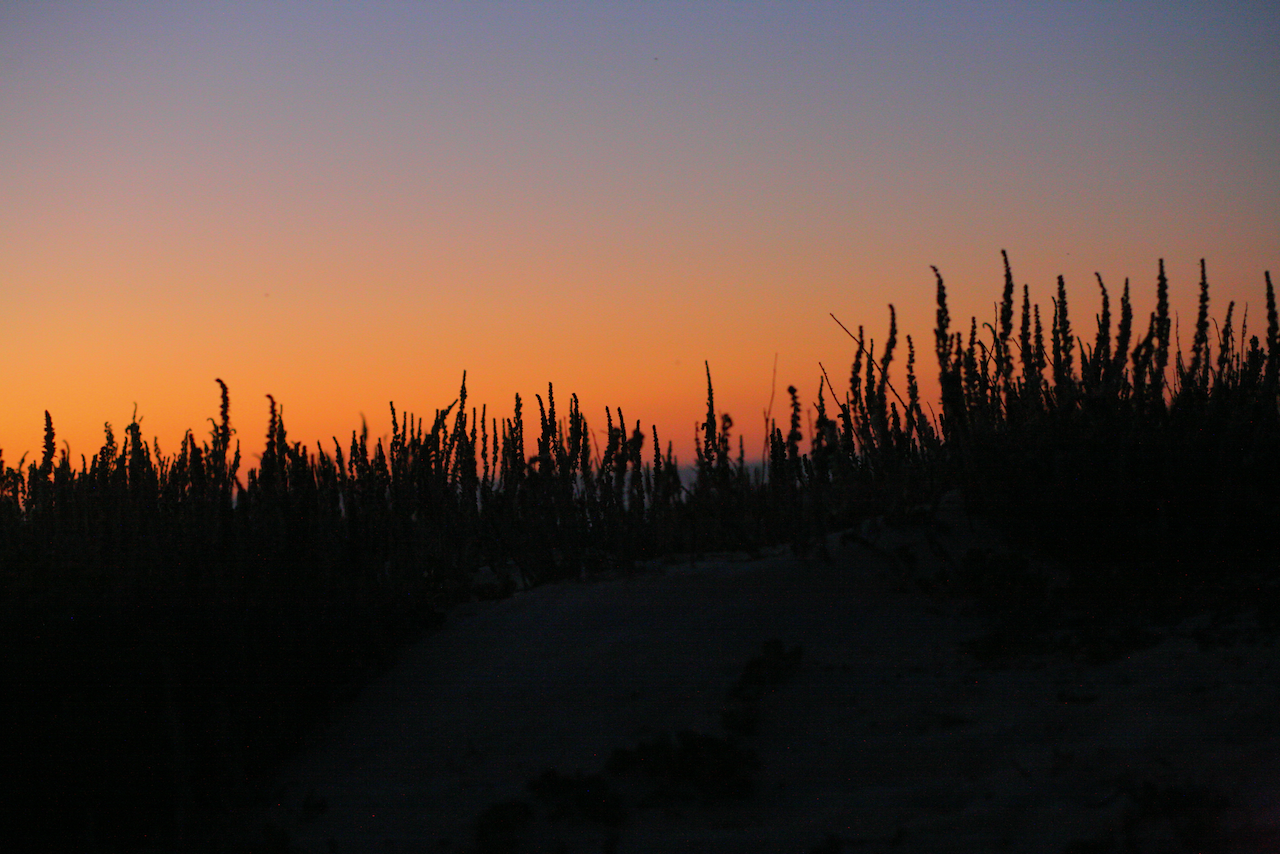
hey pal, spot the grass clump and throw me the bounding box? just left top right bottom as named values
left=930, top=257, right=1280, bottom=605
left=1, top=252, right=1277, bottom=849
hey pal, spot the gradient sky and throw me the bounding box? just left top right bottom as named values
left=3, top=2, right=1278, bottom=470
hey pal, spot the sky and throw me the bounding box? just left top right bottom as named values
left=3, top=1, right=1278, bottom=471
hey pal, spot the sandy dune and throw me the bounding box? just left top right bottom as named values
left=234, top=521, right=1280, bottom=853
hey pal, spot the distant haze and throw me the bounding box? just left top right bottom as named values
left=3, top=2, right=1277, bottom=467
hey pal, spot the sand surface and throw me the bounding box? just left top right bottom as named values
left=235, top=521, right=1280, bottom=853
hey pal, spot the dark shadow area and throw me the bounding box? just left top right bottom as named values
left=2, top=255, right=1278, bottom=850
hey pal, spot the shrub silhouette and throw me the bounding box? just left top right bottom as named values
left=1, top=253, right=1277, bottom=849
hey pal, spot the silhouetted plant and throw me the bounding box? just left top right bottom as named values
left=2, top=253, right=1278, bottom=851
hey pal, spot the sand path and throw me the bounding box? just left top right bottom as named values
left=241, top=528, right=1280, bottom=853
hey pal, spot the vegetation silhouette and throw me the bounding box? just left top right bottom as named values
left=1, top=253, right=1277, bottom=850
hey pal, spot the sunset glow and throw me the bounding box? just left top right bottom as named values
left=3, top=2, right=1277, bottom=469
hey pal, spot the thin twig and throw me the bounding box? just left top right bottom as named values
left=830, top=312, right=910, bottom=412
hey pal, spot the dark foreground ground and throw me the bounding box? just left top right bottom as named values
left=219, top=512, right=1280, bottom=854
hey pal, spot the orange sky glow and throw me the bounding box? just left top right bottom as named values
left=3, top=3, right=1278, bottom=472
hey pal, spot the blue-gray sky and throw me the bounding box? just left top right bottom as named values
left=3, top=2, right=1278, bottom=463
